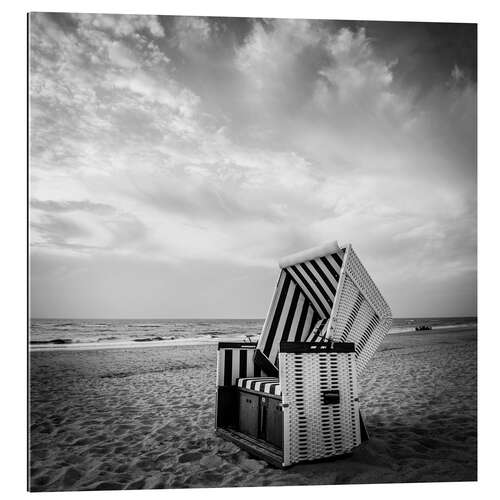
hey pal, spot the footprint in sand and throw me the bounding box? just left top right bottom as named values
left=200, top=455, right=223, bottom=468
left=113, top=463, right=129, bottom=474
left=93, top=481, right=124, bottom=490
left=61, top=467, right=82, bottom=488
left=178, top=451, right=203, bottom=463
left=71, top=438, right=90, bottom=446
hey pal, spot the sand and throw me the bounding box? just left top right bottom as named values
left=29, top=327, right=477, bottom=491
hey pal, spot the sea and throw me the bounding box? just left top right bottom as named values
left=29, top=316, right=477, bottom=351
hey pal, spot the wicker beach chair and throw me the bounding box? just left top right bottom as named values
left=215, top=241, right=392, bottom=467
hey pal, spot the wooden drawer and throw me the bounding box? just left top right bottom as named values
left=238, top=391, right=260, bottom=438
left=262, top=397, right=283, bottom=449
left=237, top=389, right=283, bottom=449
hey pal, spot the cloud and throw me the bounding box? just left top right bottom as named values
left=74, top=13, right=165, bottom=38
left=172, top=16, right=212, bottom=53
left=30, top=197, right=151, bottom=255
left=29, top=15, right=477, bottom=316
left=107, top=40, right=139, bottom=69
left=31, top=211, right=151, bottom=256
left=110, top=70, right=200, bottom=116
left=315, top=27, right=396, bottom=105
left=30, top=199, right=117, bottom=215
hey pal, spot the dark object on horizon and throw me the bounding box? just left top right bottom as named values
left=415, top=325, right=433, bottom=331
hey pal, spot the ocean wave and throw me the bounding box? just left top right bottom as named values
left=30, top=338, right=73, bottom=345
left=133, top=336, right=165, bottom=342
left=433, top=323, right=477, bottom=330
left=128, top=324, right=162, bottom=328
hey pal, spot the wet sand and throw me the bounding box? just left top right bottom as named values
left=29, top=327, right=477, bottom=491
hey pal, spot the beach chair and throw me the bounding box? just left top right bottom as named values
left=215, top=241, right=392, bottom=467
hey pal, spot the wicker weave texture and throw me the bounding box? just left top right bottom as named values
left=343, top=246, right=391, bottom=319
left=330, top=246, right=392, bottom=374
left=279, top=351, right=361, bottom=466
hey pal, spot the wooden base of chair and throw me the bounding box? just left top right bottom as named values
left=216, top=394, right=368, bottom=469
left=216, top=427, right=358, bottom=469
left=216, top=427, right=285, bottom=468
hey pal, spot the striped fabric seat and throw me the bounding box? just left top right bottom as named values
left=255, top=241, right=345, bottom=375
left=237, top=377, right=282, bottom=397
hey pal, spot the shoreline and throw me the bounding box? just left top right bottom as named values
left=29, top=324, right=477, bottom=352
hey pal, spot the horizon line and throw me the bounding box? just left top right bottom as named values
left=29, top=315, right=478, bottom=321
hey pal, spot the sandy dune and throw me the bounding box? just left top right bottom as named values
left=29, top=327, right=477, bottom=491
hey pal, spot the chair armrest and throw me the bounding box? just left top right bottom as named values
left=279, top=341, right=355, bottom=353
left=216, top=342, right=258, bottom=387
left=217, top=341, right=257, bottom=350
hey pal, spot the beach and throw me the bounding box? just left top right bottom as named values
left=29, top=327, right=477, bottom=491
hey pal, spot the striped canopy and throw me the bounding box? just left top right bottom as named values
left=255, top=241, right=345, bottom=375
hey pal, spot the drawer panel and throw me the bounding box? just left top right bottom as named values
left=263, top=397, right=283, bottom=449
left=238, top=391, right=259, bottom=438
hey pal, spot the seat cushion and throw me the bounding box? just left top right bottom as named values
left=237, top=377, right=282, bottom=397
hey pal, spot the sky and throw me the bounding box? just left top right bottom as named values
left=29, top=14, right=477, bottom=319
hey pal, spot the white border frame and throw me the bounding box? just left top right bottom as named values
left=4, top=2, right=494, bottom=500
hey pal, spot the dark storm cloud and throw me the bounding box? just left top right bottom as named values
left=341, top=21, right=477, bottom=94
